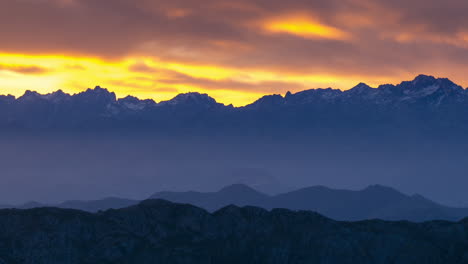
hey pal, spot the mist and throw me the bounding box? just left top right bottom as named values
left=1, top=131, right=467, bottom=207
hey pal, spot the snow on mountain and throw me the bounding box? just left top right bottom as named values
left=160, top=92, right=223, bottom=108
left=6, top=74, right=468, bottom=111
left=118, top=95, right=156, bottom=111
left=246, top=74, right=467, bottom=109
left=0, top=74, right=467, bottom=130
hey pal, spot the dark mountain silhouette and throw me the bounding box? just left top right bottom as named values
left=1, top=199, right=468, bottom=263
left=18, top=201, right=44, bottom=209
left=271, top=185, right=468, bottom=221
left=4, top=184, right=467, bottom=221
left=1, top=74, right=468, bottom=135
left=151, top=184, right=468, bottom=221
left=55, top=197, right=138, bottom=212
left=151, top=184, right=270, bottom=211
left=5, top=197, right=138, bottom=213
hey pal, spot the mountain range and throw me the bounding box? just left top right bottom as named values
left=1, top=199, right=468, bottom=264
left=2, top=74, right=468, bottom=210
left=152, top=184, right=468, bottom=221
left=144, top=184, right=468, bottom=222
left=0, top=197, right=137, bottom=212
left=5, top=184, right=468, bottom=222
left=1, top=74, right=468, bottom=136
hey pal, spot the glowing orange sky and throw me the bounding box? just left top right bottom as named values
left=1, top=0, right=468, bottom=106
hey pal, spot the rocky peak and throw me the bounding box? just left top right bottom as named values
left=285, top=88, right=342, bottom=104
left=162, top=92, right=221, bottom=108
left=43, top=90, right=71, bottom=103
left=246, top=94, right=284, bottom=109
left=347, top=82, right=373, bottom=94
left=0, top=94, right=15, bottom=103
left=17, top=89, right=72, bottom=104
left=18, top=90, right=43, bottom=101
left=392, top=75, right=466, bottom=104
left=118, top=96, right=156, bottom=111
left=399, top=75, right=461, bottom=93
left=411, top=74, right=437, bottom=85
left=118, top=95, right=141, bottom=104
left=74, top=86, right=117, bottom=104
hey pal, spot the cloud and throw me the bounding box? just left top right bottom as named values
left=107, top=79, right=179, bottom=93
left=64, top=64, right=87, bottom=70
left=2, top=0, right=468, bottom=103
left=128, top=64, right=307, bottom=94
left=128, top=62, right=157, bottom=73
left=261, top=14, right=350, bottom=40
left=153, top=68, right=307, bottom=94
left=0, top=64, right=49, bottom=75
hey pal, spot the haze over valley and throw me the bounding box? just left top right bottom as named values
left=1, top=75, right=468, bottom=207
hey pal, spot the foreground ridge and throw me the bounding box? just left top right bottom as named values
left=1, top=199, right=468, bottom=264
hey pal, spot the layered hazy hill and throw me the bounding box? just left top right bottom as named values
left=1, top=199, right=468, bottom=264
left=2, top=74, right=468, bottom=206
left=5, top=184, right=468, bottom=222
left=161, top=183, right=468, bottom=222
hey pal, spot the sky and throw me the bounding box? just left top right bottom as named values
left=1, top=0, right=468, bottom=106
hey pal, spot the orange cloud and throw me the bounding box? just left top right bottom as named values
left=165, top=8, right=192, bottom=18
left=262, top=15, right=349, bottom=40
left=3, top=0, right=468, bottom=106
left=1, top=52, right=383, bottom=106
left=0, top=64, right=49, bottom=75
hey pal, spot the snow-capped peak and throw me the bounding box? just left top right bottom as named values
left=162, top=92, right=219, bottom=106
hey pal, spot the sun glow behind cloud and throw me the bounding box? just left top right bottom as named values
left=0, top=53, right=375, bottom=106
left=263, top=15, right=348, bottom=40
left=3, top=0, right=468, bottom=106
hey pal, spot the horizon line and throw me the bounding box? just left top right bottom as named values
left=1, top=74, right=462, bottom=107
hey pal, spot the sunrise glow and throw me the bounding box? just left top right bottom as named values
left=264, top=16, right=348, bottom=40
left=1, top=0, right=468, bottom=105
left=0, top=52, right=380, bottom=106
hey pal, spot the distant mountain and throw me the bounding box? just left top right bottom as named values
left=271, top=185, right=468, bottom=221
left=5, top=184, right=467, bottom=221
left=8, top=197, right=138, bottom=213
left=151, top=184, right=270, bottom=211
left=19, top=201, right=45, bottom=209
left=55, top=197, right=138, bottom=212
left=1, top=74, right=468, bottom=136
left=151, top=184, right=468, bottom=221
left=1, top=199, right=468, bottom=263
